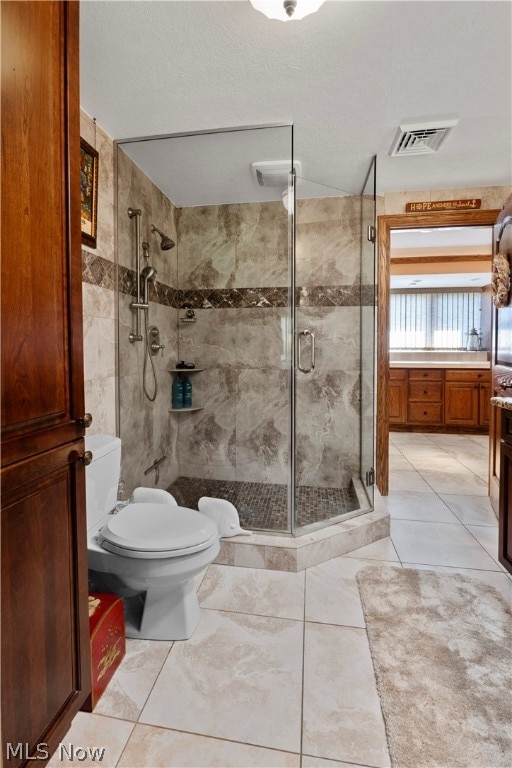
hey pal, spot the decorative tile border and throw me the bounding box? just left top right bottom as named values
left=82, top=252, right=375, bottom=308
left=82, top=250, right=116, bottom=291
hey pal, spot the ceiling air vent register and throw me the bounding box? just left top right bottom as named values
left=389, top=115, right=459, bottom=157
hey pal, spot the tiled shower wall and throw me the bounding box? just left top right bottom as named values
left=175, top=195, right=365, bottom=489
left=117, top=148, right=179, bottom=490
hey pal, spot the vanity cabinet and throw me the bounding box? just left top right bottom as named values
left=445, top=370, right=490, bottom=427
left=390, top=367, right=490, bottom=433
left=389, top=369, right=407, bottom=424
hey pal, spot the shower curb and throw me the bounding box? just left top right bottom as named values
left=213, top=510, right=390, bottom=572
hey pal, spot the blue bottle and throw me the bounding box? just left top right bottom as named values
left=172, top=375, right=184, bottom=409
left=183, top=375, right=192, bottom=408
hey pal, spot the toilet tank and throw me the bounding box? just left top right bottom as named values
left=85, top=434, right=122, bottom=531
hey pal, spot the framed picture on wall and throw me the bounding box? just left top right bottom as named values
left=80, top=138, right=98, bottom=248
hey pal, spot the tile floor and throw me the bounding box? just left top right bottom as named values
left=51, top=433, right=511, bottom=768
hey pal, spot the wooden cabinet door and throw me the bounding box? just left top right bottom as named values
left=1, top=444, right=90, bottom=766
left=479, top=383, right=491, bottom=426
left=498, top=439, right=512, bottom=575
left=389, top=379, right=407, bottom=424
left=1, top=0, right=84, bottom=466
left=1, top=2, right=91, bottom=762
left=444, top=382, right=479, bottom=426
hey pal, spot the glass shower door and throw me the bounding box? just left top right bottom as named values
left=360, top=158, right=376, bottom=508
left=293, top=176, right=368, bottom=533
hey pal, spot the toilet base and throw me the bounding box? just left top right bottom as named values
left=123, top=579, right=201, bottom=641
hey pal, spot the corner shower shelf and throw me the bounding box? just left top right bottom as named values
left=169, top=368, right=205, bottom=412
left=168, top=368, right=205, bottom=373
left=169, top=406, right=204, bottom=413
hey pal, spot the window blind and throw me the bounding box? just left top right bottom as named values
left=390, top=288, right=481, bottom=350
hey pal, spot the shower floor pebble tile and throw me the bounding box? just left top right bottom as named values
left=54, top=432, right=504, bottom=768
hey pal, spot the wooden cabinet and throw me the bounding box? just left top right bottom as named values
left=498, top=409, right=512, bottom=575
left=389, top=369, right=407, bottom=424
left=445, top=370, right=490, bottom=427
left=390, top=367, right=490, bottom=433
left=1, top=3, right=90, bottom=764
left=407, top=370, right=443, bottom=426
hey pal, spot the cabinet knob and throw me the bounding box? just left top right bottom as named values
left=423, top=390, right=428, bottom=395
left=423, top=410, right=428, bottom=415
left=80, top=451, right=93, bottom=466
left=78, top=413, right=93, bottom=428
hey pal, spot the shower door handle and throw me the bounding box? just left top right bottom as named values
left=297, top=329, right=315, bottom=373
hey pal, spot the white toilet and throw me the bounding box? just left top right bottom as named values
left=85, top=434, right=220, bottom=641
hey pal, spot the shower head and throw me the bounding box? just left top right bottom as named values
left=151, top=224, right=175, bottom=251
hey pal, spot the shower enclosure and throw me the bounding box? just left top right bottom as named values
left=116, top=125, right=376, bottom=535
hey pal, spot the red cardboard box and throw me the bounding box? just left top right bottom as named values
left=82, top=592, right=125, bottom=710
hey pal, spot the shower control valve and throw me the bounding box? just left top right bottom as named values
left=151, top=341, right=166, bottom=357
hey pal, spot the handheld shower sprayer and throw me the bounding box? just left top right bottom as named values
left=151, top=224, right=175, bottom=251
left=140, top=243, right=157, bottom=305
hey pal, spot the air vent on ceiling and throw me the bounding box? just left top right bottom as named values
left=389, top=115, right=459, bottom=157
left=250, top=160, right=302, bottom=187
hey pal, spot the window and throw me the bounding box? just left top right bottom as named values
left=390, top=289, right=481, bottom=350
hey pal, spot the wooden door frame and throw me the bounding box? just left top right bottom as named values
left=376, top=208, right=500, bottom=495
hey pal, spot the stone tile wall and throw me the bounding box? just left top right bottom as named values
left=117, top=148, right=179, bottom=491
left=80, top=111, right=117, bottom=436
left=175, top=195, right=365, bottom=489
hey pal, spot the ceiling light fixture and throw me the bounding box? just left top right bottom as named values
left=249, top=0, right=326, bottom=22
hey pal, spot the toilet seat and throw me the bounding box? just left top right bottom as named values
left=99, top=503, right=218, bottom=560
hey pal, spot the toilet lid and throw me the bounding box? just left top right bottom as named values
left=99, top=503, right=218, bottom=556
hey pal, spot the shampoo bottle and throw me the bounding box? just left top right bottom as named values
left=183, top=375, right=193, bottom=408
left=172, top=375, right=184, bottom=409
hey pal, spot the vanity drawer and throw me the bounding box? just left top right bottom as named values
left=408, top=403, right=443, bottom=423
left=390, top=368, right=407, bottom=380
left=409, top=382, right=443, bottom=402
left=409, top=369, right=443, bottom=381
left=445, top=369, right=490, bottom=382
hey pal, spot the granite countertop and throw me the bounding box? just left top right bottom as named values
left=491, top=397, right=512, bottom=411
left=390, top=361, right=490, bottom=369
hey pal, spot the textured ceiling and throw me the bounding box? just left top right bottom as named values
left=80, top=1, right=512, bottom=205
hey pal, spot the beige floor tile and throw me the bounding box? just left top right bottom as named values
left=118, top=725, right=300, bottom=767
left=47, top=712, right=134, bottom=767
left=377, top=490, right=459, bottom=523
left=305, top=557, right=401, bottom=627
left=439, top=494, right=499, bottom=526
left=94, top=639, right=172, bottom=721
left=388, top=455, right=415, bottom=471
left=406, top=456, right=471, bottom=473
left=344, top=536, right=400, bottom=562
left=389, top=470, right=433, bottom=493
left=466, top=524, right=505, bottom=568
left=198, top=564, right=305, bottom=620
left=418, top=469, right=488, bottom=496
left=455, top=456, right=489, bottom=481
left=389, top=433, right=435, bottom=445
left=302, top=623, right=390, bottom=767
left=140, top=609, right=303, bottom=752
left=302, top=757, right=374, bottom=767
left=391, top=519, right=501, bottom=570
